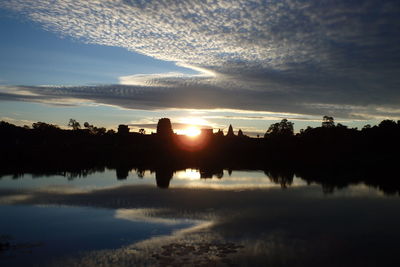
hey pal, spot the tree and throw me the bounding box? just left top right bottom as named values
left=362, top=124, right=371, bottom=131
left=68, top=119, right=81, bottom=130
left=322, top=116, right=335, bottom=128
left=32, top=122, right=60, bottom=131
left=83, top=122, right=106, bottom=135
left=83, top=122, right=94, bottom=133
left=95, top=127, right=106, bottom=135
left=265, top=119, right=294, bottom=138
left=238, top=129, right=244, bottom=137
left=336, top=123, right=347, bottom=129
left=106, top=129, right=116, bottom=135
left=83, top=122, right=92, bottom=128
left=139, top=128, right=146, bottom=135
left=379, top=120, right=397, bottom=129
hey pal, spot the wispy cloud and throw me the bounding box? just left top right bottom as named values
left=0, top=116, right=35, bottom=126
left=1, top=0, right=400, bottom=119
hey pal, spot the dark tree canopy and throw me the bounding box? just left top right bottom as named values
left=265, top=119, right=294, bottom=138
left=362, top=124, right=371, bottom=130
left=322, top=116, right=335, bottom=128
left=68, top=119, right=81, bottom=130
left=107, top=129, right=116, bottom=134
left=32, top=122, right=60, bottom=131
left=379, top=119, right=397, bottom=129
left=1, top=116, right=400, bottom=193
left=84, top=122, right=106, bottom=135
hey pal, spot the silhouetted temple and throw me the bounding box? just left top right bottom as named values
left=1, top=116, right=400, bottom=193
left=201, top=128, right=213, bottom=137
left=226, top=124, right=235, bottom=137
left=157, top=118, right=173, bottom=137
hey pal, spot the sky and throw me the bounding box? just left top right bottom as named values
left=1, top=0, right=399, bottom=135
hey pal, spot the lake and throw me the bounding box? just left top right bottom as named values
left=1, top=168, right=399, bottom=266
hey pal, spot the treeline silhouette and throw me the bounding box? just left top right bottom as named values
left=1, top=117, right=399, bottom=194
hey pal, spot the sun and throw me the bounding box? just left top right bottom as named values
left=185, top=126, right=201, bottom=137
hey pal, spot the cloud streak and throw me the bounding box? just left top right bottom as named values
left=1, top=0, right=400, bottom=119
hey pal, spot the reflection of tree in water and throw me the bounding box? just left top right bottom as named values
left=136, top=168, right=145, bottom=178
left=155, top=168, right=174, bottom=188
left=0, top=235, right=43, bottom=257
left=200, top=168, right=224, bottom=179
left=0, top=167, right=106, bottom=180
left=2, top=163, right=400, bottom=195
left=265, top=169, right=294, bottom=189
left=322, top=183, right=335, bottom=194
left=216, top=170, right=223, bottom=179
left=65, top=167, right=106, bottom=180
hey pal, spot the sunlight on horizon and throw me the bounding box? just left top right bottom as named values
left=176, top=126, right=201, bottom=137
left=185, top=126, right=201, bottom=137
left=174, top=117, right=213, bottom=137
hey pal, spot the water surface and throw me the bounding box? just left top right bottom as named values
left=0, top=168, right=399, bottom=266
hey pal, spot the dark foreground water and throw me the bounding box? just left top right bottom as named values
left=0, top=168, right=399, bottom=266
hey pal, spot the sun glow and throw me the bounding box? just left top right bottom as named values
left=175, top=117, right=211, bottom=137
left=184, top=126, right=201, bottom=137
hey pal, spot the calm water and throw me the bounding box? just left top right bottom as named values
left=0, top=168, right=399, bottom=266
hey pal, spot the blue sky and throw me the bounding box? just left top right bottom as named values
left=1, top=0, right=399, bottom=135
left=0, top=8, right=193, bottom=85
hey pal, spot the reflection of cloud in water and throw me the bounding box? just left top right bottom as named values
left=2, top=184, right=399, bottom=266
left=0, top=169, right=309, bottom=190
left=54, top=208, right=217, bottom=266
left=34, top=184, right=89, bottom=194
left=4, top=169, right=393, bottom=193
left=325, top=184, right=386, bottom=198
left=115, top=208, right=208, bottom=227
left=0, top=194, right=32, bottom=204
left=55, top=231, right=226, bottom=266
left=172, top=169, right=308, bottom=189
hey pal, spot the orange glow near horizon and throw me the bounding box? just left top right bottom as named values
left=185, top=126, right=201, bottom=137
left=174, top=126, right=211, bottom=151
left=176, top=126, right=201, bottom=137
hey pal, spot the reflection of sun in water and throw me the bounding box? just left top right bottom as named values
left=185, top=126, right=201, bottom=137
left=176, top=169, right=201, bottom=180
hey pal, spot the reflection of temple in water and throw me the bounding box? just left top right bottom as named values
left=116, top=166, right=131, bottom=180
left=115, top=166, right=174, bottom=188
left=155, top=168, right=174, bottom=188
